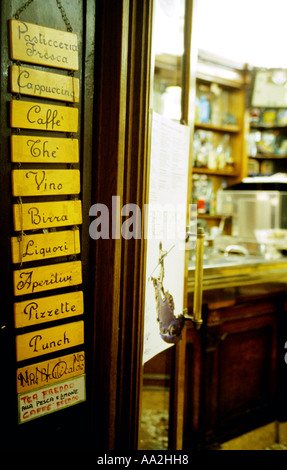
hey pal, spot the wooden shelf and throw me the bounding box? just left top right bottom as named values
left=249, top=154, right=287, bottom=159
left=192, top=167, right=238, bottom=177
left=194, top=122, right=240, bottom=133
left=197, top=214, right=225, bottom=219
left=250, top=122, right=287, bottom=131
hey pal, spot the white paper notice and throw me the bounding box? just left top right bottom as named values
left=143, top=112, right=190, bottom=364
left=18, top=374, right=86, bottom=423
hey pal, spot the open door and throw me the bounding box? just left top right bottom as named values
left=140, top=0, right=199, bottom=450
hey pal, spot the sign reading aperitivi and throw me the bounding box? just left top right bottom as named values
left=11, top=135, right=79, bottom=164
left=9, top=20, right=79, bottom=70
left=13, top=260, right=82, bottom=296
left=10, top=100, right=78, bottom=133
left=10, top=65, right=79, bottom=102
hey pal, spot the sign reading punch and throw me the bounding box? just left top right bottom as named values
left=9, top=20, right=79, bottom=70
left=15, top=321, right=84, bottom=361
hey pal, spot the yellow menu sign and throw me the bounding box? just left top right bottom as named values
left=10, top=65, right=79, bottom=102
left=11, top=169, right=80, bottom=196
left=13, top=200, right=82, bottom=231
left=16, top=320, right=84, bottom=361
left=16, top=351, right=85, bottom=393
left=10, top=100, right=78, bottom=132
left=10, top=20, right=79, bottom=70
left=11, top=229, right=81, bottom=264
left=13, top=260, right=82, bottom=296
left=14, top=291, right=84, bottom=328
left=11, top=135, right=79, bottom=164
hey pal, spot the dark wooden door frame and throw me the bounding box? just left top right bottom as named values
left=89, top=0, right=152, bottom=449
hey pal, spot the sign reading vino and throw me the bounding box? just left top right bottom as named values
left=11, top=169, right=80, bottom=196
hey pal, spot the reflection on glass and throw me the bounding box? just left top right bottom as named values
left=139, top=0, right=185, bottom=451
left=152, top=0, right=185, bottom=121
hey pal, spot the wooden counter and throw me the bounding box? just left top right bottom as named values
left=184, top=257, right=287, bottom=449
left=188, top=256, right=287, bottom=292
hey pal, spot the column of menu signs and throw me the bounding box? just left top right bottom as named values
left=9, top=19, right=86, bottom=424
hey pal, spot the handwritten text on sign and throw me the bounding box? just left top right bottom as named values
left=11, top=135, right=79, bottom=163
left=13, top=200, right=82, bottom=231
left=10, top=20, right=79, bottom=70
left=16, top=320, right=84, bottom=361
left=18, top=374, right=86, bottom=424
left=14, top=291, right=84, bottom=328
left=13, top=260, right=82, bottom=296
left=10, top=65, right=79, bottom=102
left=12, top=169, right=80, bottom=196
left=11, top=229, right=81, bottom=264
left=10, top=100, right=78, bottom=132
left=16, top=351, right=85, bottom=393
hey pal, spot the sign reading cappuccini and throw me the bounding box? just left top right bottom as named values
left=10, top=65, right=79, bottom=102
left=10, top=20, right=78, bottom=70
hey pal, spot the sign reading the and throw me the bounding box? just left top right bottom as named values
left=16, top=351, right=85, bottom=393
left=18, top=374, right=86, bottom=423
left=13, top=200, right=82, bottom=231
left=11, top=229, right=81, bottom=264
left=11, top=135, right=79, bottom=163
left=10, top=65, right=79, bottom=102
left=13, top=260, right=82, bottom=296
left=10, top=100, right=78, bottom=132
left=10, top=20, right=79, bottom=70
left=12, top=169, right=80, bottom=196
left=16, top=320, right=84, bottom=361
left=14, top=291, right=84, bottom=328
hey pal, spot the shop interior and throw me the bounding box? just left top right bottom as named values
left=140, top=0, right=287, bottom=450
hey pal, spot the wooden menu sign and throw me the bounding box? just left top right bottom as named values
left=11, top=135, right=79, bottom=164
left=16, top=351, right=85, bottom=393
left=10, top=65, right=79, bottom=102
left=13, top=260, right=82, bottom=296
left=10, top=100, right=78, bottom=133
left=18, top=374, right=86, bottom=424
left=13, top=200, right=82, bottom=231
left=16, top=320, right=84, bottom=361
left=11, top=229, right=81, bottom=264
left=10, top=20, right=79, bottom=71
left=12, top=169, right=80, bottom=196
left=14, top=291, right=84, bottom=328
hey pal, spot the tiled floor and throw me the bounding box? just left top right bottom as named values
left=139, top=388, right=287, bottom=450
